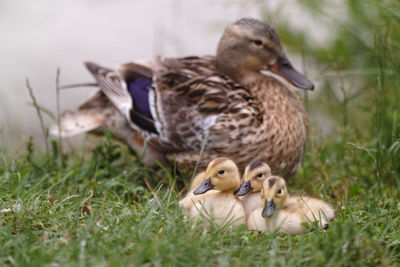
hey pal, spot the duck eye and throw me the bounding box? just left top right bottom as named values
left=252, top=39, right=263, bottom=46
left=277, top=189, right=282, bottom=194
left=257, top=173, right=263, bottom=178
left=218, top=170, right=225, bottom=175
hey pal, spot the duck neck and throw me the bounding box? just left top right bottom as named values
left=216, top=59, right=263, bottom=86
left=246, top=74, right=303, bottom=113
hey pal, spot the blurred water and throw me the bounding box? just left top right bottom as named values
left=0, top=0, right=336, bottom=151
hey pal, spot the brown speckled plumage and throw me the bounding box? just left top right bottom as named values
left=52, top=18, right=313, bottom=179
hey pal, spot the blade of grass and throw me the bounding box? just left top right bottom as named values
left=55, top=68, right=64, bottom=167
left=26, top=78, right=49, bottom=153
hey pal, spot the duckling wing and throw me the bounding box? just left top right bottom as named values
left=275, top=210, right=305, bottom=235
left=300, top=197, right=335, bottom=224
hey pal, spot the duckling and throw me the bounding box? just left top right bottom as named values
left=190, top=171, right=208, bottom=191
left=179, top=171, right=219, bottom=212
left=235, top=161, right=272, bottom=215
left=189, top=158, right=246, bottom=228
left=247, top=176, right=335, bottom=234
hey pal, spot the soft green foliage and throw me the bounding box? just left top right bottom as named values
left=0, top=131, right=399, bottom=266
left=270, top=0, right=400, bottom=180
left=1, top=0, right=400, bottom=266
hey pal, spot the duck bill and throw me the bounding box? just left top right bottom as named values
left=234, top=180, right=253, bottom=196
left=261, top=199, right=275, bottom=217
left=268, top=55, right=314, bottom=91
left=193, top=178, right=214, bottom=195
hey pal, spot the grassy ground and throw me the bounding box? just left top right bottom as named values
left=1, top=1, right=400, bottom=266
left=0, top=131, right=399, bottom=266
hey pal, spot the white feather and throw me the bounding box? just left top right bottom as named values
left=50, top=112, right=105, bottom=137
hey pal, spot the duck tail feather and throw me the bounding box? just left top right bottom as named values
left=50, top=91, right=113, bottom=137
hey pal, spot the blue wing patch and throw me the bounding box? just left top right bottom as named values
left=128, top=76, right=157, bottom=133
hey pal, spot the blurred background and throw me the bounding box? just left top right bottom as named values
left=1, top=0, right=399, bottom=173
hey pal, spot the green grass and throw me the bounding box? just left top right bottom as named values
left=1, top=0, right=400, bottom=266
left=0, top=131, right=399, bottom=266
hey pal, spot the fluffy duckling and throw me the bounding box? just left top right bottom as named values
left=190, top=158, right=246, bottom=228
left=179, top=171, right=219, bottom=212
left=190, top=171, right=208, bottom=191
left=247, top=176, right=335, bottom=234
left=235, top=161, right=272, bottom=215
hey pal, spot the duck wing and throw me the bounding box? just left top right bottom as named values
left=150, top=56, right=264, bottom=152
left=84, top=56, right=263, bottom=154
left=84, top=62, right=132, bottom=115
left=84, top=61, right=160, bottom=140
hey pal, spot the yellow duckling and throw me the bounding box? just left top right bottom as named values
left=179, top=171, right=219, bottom=212
left=189, top=158, right=246, bottom=228
left=235, top=161, right=272, bottom=215
left=247, top=176, right=335, bottom=234
left=189, top=171, right=208, bottom=191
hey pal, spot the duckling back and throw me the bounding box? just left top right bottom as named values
left=297, top=196, right=335, bottom=228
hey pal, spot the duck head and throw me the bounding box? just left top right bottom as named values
left=193, top=158, right=241, bottom=195
left=261, top=176, right=289, bottom=217
left=235, top=161, right=272, bottom=196
left=216, top=18, right=314, bottom=90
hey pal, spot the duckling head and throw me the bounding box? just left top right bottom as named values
left=234, top=161, right=271, bottom=196
left=216, top=18, right=314, bottom=90
left=193, top=158, right=240, bottom=195
left=261, top=176, right=288, bottom=217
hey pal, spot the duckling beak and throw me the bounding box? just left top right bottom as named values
left=234, top=180, right=253, bottom=196
left=193, top=178, right=214, bottom=195
left=262, top=199, right=275, bottom=217
left=268, top=55, right=314, bottom=91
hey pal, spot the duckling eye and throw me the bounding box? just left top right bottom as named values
left=218, top=170, right=225, bottom=175
left=277, top=189, right=282, bottom=194
left=252, top=39, right=263, bottom=46
left=257, top=173, right=263, bottom=178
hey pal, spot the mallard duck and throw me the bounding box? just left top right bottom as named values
left=247, top=176, right=335, bottom=234
left=52, top=18, right=313, bottom=178
left=235, top=161, right=272, bottom=215
left=189, top=157, right=245, bottom=228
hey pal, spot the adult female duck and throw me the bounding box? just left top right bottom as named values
left=53, top=18, right=313, bottom=178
